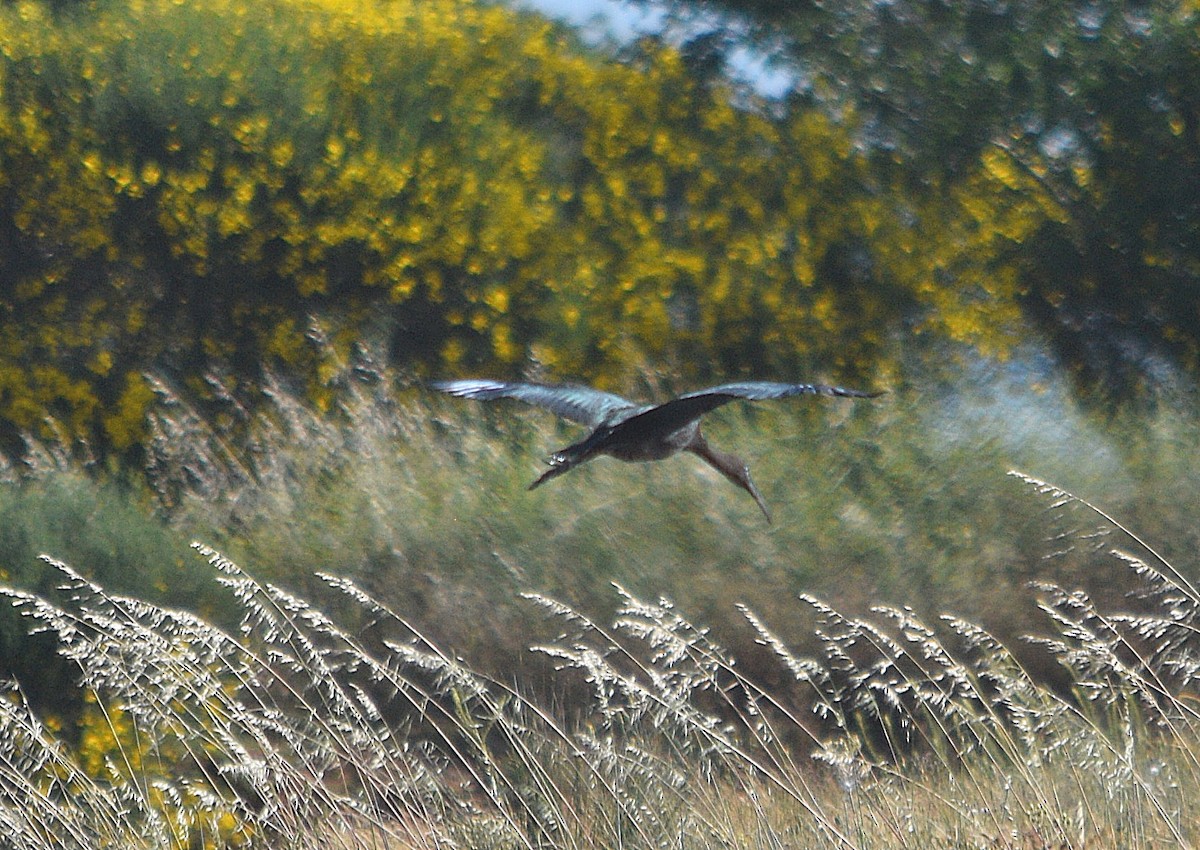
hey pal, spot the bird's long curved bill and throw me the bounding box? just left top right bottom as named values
left=528, top=460, right=571, bottom=490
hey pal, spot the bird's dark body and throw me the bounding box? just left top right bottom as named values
left=607, top=423, right=700, bottom=462
left=431, top=378, right=882, bottom=522
left=565, top=417, right=699, bottom=463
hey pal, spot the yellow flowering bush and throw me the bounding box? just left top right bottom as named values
left=73, top=691, right=254, bottom=848
left=0, top=0, right=1054, bottom=454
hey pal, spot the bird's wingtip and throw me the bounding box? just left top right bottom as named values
left=429, top=378, right=507, bottom=397
left=832, top=385, right=886, bottom=398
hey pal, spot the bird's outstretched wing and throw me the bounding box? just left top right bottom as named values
left=614, top=380, right=883, bottom=439
left=682, top=381, right=884, bottom=403
left=430, top=380, right=639, bottom=427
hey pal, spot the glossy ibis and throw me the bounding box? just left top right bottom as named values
left=431, top=379, right=882, bottom=522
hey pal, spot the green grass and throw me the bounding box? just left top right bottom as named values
left=147, top=352, right=1200, bottom=686
left=0, top=475, right=1197, bottom=849
left=0, top=356, right=1198, bottom=847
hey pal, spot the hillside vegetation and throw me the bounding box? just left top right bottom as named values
left=1, top=0, right=1199, bottom=845
left=1, top=0, right=1066, bottom=457
left=1, top=469, right=1198, bottom=849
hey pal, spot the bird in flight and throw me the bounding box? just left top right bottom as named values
left=431, top=379, right=882, bottom=523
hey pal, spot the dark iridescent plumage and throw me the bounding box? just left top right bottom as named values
left=431, top=379, right=882, bottom=522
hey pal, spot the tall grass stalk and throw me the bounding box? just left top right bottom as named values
left=0, top=471, right=1197, bottom=848
left=123, top=339, right=1200, bottom=689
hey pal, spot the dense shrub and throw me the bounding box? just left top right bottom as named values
left=0, top=0, right=1059, bottom=457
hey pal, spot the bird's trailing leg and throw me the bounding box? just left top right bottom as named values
left=707, top=461, right=770, bottom=524
left=737, top=467, right=771, bottom=524
left=689, top=435, right=772, bottom=523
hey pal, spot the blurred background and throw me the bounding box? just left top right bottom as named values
left=0, top=0, right=1198, bottom=720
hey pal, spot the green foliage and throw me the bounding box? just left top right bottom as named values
left=0, top=0, right=1100, bottom=460
left=647, top=0, right=1200, bottom=397
left=0, top=346, right=1196, bottom=847
left=1, top=483, right=1198, bottom=849
left=124, top=351, right=1197, bottom=692
left=0, top=470, right=223, bottom=716
left=7, top=346, right=1199, bottom=724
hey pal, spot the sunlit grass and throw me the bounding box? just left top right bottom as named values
left=0, top=356, right=1198, bottom=846
left=132, top=350, right=1200, bottom=683
left=0, top=471, right=1198, bottom=848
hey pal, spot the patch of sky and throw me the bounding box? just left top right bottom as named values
left=921, top=346, right=1128, bottom=488
left=512, top=0, right=795, bottom=98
